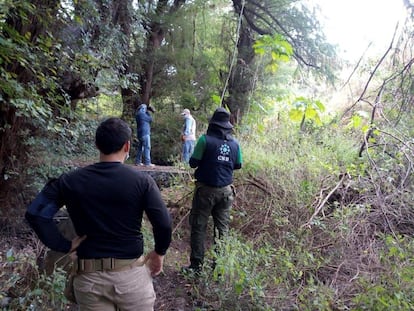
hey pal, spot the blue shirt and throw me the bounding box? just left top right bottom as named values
left=135, top=105, right=152, bottom=138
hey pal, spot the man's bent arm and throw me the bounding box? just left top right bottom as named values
left=25, top=188, right=72, bottom=253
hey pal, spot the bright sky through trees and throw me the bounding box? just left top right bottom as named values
left=315, top=0, right=407, bottom=61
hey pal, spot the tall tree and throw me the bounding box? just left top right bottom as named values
left=0, top=0, right=125, bottom=214
left=110, top=0, right=137, bottom=119
left=138, top=1, right=186, bottom=109
left=224, top=0, right=337, bottom=123
left=149, top=1, right=232, bottom=112
left=0, top=0, right=75, bottom=213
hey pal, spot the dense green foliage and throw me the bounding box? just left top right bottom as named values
left=182, top=102, right=414, bottom=309
left=0, top=0, right=338, bottom=216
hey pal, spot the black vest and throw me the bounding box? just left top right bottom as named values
left=194, top=135, right=239, bottom=187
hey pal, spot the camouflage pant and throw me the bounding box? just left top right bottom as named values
left=189, top=182, right=234, bottom=268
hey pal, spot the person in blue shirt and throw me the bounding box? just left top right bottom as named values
left=184, top=107, right=242, bottom=272
left=135, top=103, right=155, bottom=167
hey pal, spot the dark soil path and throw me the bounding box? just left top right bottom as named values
left=154, top=239, right=194, bottom=311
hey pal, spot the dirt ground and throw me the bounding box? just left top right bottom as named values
left=153, top=191, right=199, bottom=311
left=153, top=239, right=195, bottom=311
left=0, top=216, right=197, bottom=311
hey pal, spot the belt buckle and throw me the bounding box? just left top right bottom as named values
left=101, top=258, right=113, bottom=270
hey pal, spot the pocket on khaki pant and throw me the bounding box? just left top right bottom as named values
left=113, top=266, right=153, bottom=293
left=113, top=267, right=156, bottom=310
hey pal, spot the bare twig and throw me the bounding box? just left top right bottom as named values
left=303, top=173, right=347, bottom=228
left=244, top=176, right=272, bottom=195
left=341, top=23, right=399, bottom=121
left=340, top=42, right=372, bottom=90
left=173, top=209, right=191, bottom=234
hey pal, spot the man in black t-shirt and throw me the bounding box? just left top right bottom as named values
left=26, top=117, right=172, bottom=310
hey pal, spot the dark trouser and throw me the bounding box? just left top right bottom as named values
left=189, top=182, right=234, bottom=268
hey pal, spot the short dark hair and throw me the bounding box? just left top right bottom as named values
left=95, top=117, right=132, bottom=155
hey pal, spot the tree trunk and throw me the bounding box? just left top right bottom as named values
left=109, top=0, right=139, bottom=121
left=138, top=0, right=186, bottom=108
left=141, top=23, right=165, bottom=106
left=224, top=13, right=256, bottom=125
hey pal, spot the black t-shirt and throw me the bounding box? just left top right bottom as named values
left=31, top=162, right=171, bottom=259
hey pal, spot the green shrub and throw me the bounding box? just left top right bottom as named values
left=352, top=235, right=414, bottom=310
left=0, top=246, right=72, bottom=310
left=193, top=231, right=272, bottom=310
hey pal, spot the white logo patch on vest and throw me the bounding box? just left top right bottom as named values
left=218, top=143, right=230, bottom=161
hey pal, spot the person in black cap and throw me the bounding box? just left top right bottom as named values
left=183, top=107, right=242, bottom=272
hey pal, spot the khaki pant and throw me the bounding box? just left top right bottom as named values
left=73, top=265, right=155, bottom=311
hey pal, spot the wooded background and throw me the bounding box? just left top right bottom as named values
left=0, top=0, right=342, bottom=210
left=1, top=1, right=414, bottom=309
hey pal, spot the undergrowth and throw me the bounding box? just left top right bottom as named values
left=2, top=105, right=414, bottom=310
left=183, top=115, right=414, bottom=310
left=0, top=242, right=71, bottom=311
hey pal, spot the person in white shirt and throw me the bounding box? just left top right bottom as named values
left=180, top=108, right=196, bottom=163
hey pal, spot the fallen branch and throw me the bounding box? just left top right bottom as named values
left=303, top=173, right=347, bottom=228
left=173, top=209, right=191, bottom=234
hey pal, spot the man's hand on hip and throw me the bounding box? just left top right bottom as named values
left=70, top=235, right=87, bottom=253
